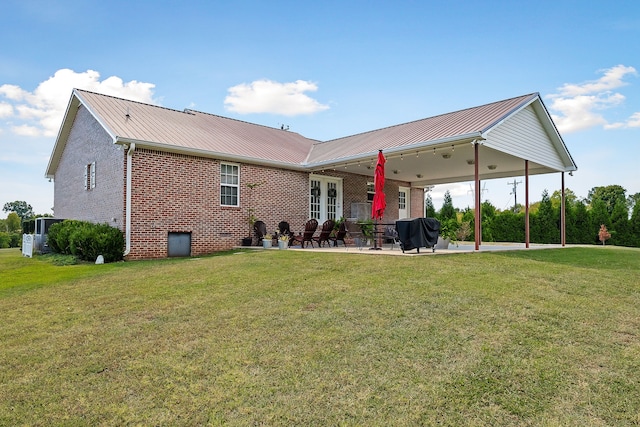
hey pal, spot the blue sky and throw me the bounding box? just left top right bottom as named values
left=1, top=0, right=639, bottom=216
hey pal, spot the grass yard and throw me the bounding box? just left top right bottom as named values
left=1, top=246, right=639, bottom=426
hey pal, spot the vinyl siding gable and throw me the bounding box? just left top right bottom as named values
left=484, top=105, right=565, bottom=170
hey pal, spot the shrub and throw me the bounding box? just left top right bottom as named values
left=47, top=220, right=124, bottom=262
left=0, top=232, right=9, bottom=249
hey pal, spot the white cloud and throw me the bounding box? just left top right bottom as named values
left=546, top=64, right=639, bottom=133
left=0, top=69, right=156, bottom=137
left=224, top=79, right=329, bottom=116
left=627, top=112, right=640, bottom=127
left=0, top=102, right=12, bottom=118
left=556, top=64, right=636, bottom=96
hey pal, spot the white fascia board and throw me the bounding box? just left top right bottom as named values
left=45, top=92, right=81, bottom=178
left=73, top=89, right=118, bottom=143
left=305, top=132, right=483, bottom=170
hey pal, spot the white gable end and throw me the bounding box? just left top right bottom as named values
left=484, top=105, right=566, bottom=171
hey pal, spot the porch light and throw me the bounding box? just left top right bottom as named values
left=488, top=165, right=497, bottom=170
left=442, top=153, right=451, bottom=159
left=466, top=159, right=475, bottom=165
left=416, top=174, right=423, bottom=178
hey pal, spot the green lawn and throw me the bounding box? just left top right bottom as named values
left=1, top=246, right=639, bottom=426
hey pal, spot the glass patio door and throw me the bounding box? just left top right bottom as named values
left=309, top=175, right=342, bottom=222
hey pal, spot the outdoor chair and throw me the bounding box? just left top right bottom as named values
left=291, top=218, right=318, bottom=248
left=313, top=219, right=335, bottom=247
left=384, top=225, right=401, bottom=250
left=278, top=221, right=295, bottom=242
left=253, top=220, right=267, bottom=246
left=330, top=221, right=347, bottom=248
left=345, top=220, right=365, bottom=250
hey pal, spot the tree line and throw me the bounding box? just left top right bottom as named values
left=427, top=185, right=640, bottom=247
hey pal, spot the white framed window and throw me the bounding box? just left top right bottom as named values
left=84, top=162, right=96, bottom=190
left=220, top=162, right=239, bottom=206
left=367, top=181, right=374, bottom=202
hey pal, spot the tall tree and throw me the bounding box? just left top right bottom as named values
left=610, top=201, right=630, bottom=246
left=439, top=190, right=456, bottom=221
left=3, top=201, right=34, bottom=222
left=550, top=188, right=578, bottom=210
left=425, top=193, right=435, bottom=218
left=6, top=212, right=21, bottom=232
left=629, top=198, right=640, bottom=247
left=531, top=190, right=558, bottom=243
left=587, top=185, right=627, bottom=216
left=589, top=198, right=610, bottom=244
left=569, top=200, right=591, bottom=244
left=480, top=200, right=497, bottom=242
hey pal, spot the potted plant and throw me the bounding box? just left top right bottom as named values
left=278, top=233, right=289, bottom=250
left=437, top=219, right=458, bottom=249
left=262, top=233, right=273, bottom=249
left=242, top=182, right=264, bottom=246
left=359, top=219, right=374, bottom=246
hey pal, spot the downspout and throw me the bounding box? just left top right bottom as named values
left=123, top=143, right=136, bottom=256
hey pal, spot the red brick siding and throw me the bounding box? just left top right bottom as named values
left=320, top=170, right=412, bottom=222
left=127, top=149, right=310, bottom=259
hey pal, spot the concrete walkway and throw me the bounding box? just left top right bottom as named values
left=253, top=241, right=568, bottom=256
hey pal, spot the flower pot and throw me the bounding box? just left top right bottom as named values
left=242, top=237, right=252, bottom=246
left=278, top=240, right=288, bottom=250
left=262, top=240, right=272, bottom=249
left=435, top=237, right=450, bottom=249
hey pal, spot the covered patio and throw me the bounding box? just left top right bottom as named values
left=306, top=93, right=577, bottom=250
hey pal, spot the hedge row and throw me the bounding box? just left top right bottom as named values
left=0, top=232, right=21, bottom=248
left=47, top=220, right=125, bottom=263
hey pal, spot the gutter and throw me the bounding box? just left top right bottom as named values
left=123, top=142, right=136, bottom=256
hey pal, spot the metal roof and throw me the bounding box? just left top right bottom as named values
left=306, top=93, right=539, bottom=165
left=46, top=90, right=576, bottom=184
left=75, top=89, right=317, bottom=165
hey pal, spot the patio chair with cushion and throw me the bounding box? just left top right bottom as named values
left=291, top=218, right=318, bottom=248
left=253, top=220, right=267, bottom=246
left=313, top=219, right=335, bottom=247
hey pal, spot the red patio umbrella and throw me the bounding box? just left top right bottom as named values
left=371, top=150, right=386, bottom=220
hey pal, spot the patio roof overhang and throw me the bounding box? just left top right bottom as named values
left=304, top=94, right=577, bottom=189
left=306, top=136, right=573, bottom=189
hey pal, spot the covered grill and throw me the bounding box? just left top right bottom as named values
left=395, top=218, right=440, bottom=253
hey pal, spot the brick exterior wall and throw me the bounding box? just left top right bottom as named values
left=53, top=105, right=125, bottom=227
left=322, top=170, right=415, bottom=222
left=53, top=106, right=427, bottom=259
left=127, top=149, right=310, bottom=259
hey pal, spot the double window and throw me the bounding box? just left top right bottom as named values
left=220, top=163, right=239, bottom=206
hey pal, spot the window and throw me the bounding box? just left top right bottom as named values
left=84, top=162, right=96, bottom=190
left=220, top=163, right=239, bottom=206
left=367, top=182, right=374, bottom=202
left=398, top=191, right=406, bottom=210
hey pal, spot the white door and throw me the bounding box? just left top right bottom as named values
left=398, top=186, right=410, bottom=219
left=309, top=175, right=343, bottom=222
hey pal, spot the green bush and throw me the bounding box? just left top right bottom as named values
left=47, top=220, right=124, bottom=262
left=0, top=232, right=9, bottom=249
left=9, top=233, right=21, bottom=248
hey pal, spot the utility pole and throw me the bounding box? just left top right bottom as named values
left=508, top=179, right=522, bottom=212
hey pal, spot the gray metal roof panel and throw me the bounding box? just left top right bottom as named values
left=75, top=89, right=316, bottom=165
left=306, top=93, right=538, bottom=164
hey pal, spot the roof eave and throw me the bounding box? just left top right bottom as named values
left=306, top=132, right=483, bottom=170
left=115, top=137, right=308, bottom=171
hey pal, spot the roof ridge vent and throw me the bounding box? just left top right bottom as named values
left=183, top=108, right=196, bottom=115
